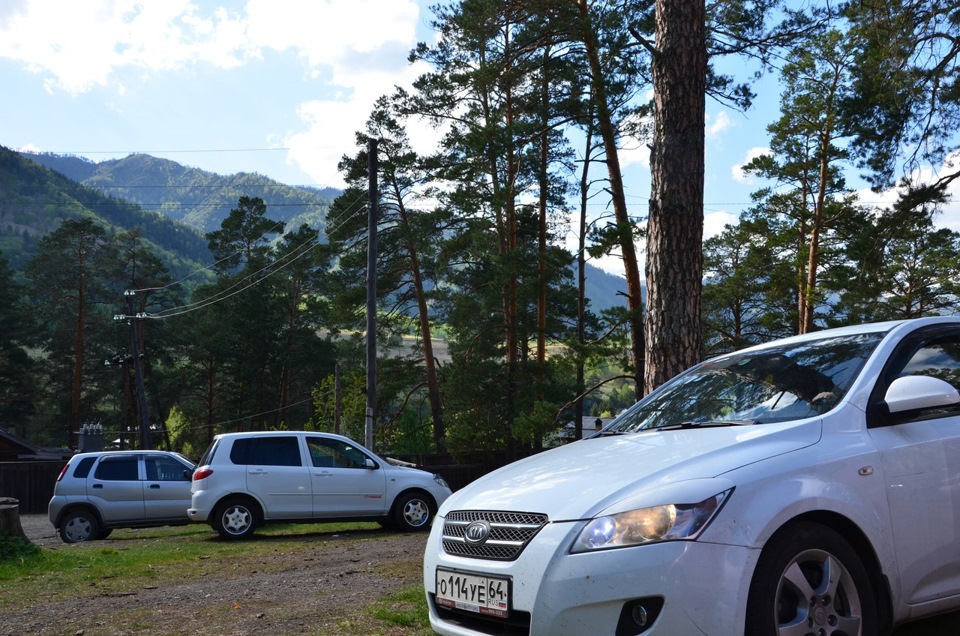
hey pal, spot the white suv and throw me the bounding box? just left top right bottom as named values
left=48, top=450, right=195, bottom=543
left=424, top=317, right=960, bottom=635
left=188, top=431, right=452, bottom=539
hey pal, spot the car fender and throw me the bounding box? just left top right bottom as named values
left=706, top=439, right=900, bottom=604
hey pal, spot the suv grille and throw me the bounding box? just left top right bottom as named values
left=442, top=510, right=548, bottom=561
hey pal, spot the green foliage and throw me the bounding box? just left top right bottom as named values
left=0, top=533, right=39, bottom=562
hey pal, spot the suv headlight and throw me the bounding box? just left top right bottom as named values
left=572, top=489, right=732, bottom=553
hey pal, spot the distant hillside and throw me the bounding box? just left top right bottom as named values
left=8, top=146, right=627, bottom=311
left=0, top=145, right=210, bottom=277
left=20, top=152, right=338, bottom=235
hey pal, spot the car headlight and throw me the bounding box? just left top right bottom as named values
left=571, top=489, right=732, bottom=553
left=433, top=473, right=449, bottom=489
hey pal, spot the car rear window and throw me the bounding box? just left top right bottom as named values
left=72, top=456, right=97, bottom=479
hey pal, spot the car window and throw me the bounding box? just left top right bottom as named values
left=145, top=456, right=191, bottom=481
left=94, top=456, right=139, bottom=481
left=198, top=438, right=220, bottom=467
left=307, top=437, right=369, bottom=469
left=898, top=335, right=960, bottom=390
left=609, top=332, right=884, bottom=431
left=72, top=456, right=97, bottom=479
left=236, top=437, right=302, bottom=467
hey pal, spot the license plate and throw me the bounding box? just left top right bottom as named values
left=435, top=568, right=510, bottom=618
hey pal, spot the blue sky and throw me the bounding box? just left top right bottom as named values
left=1, top=0, right=957, bottom=276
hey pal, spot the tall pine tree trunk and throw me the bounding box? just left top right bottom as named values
left=645, top=0, right=707, bottom=393
left=577, top=0, right=645, bottom=400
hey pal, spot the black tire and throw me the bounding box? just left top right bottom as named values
left=745, top=522, right=877, bottom=636
left=391, top=491, right=435, bottom=532
left=96, top=528, right=114, bottom=540
left=211, top=497, right=259, bottom=540
left=58, top=510, right=100, bottom=543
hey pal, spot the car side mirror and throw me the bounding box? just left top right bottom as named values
left=365, top=458, right=377, bottom=470
left=885, top=375, right=960, bottom=413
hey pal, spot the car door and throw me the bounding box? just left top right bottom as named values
left=88, top=455, right=145, bottom=523
left=306, top=436, right=387, bottom=517
left=239, top=435, right=311, bottom=519
left=867, top=326, right=960, bottom=604
left=142, top=454, right=194, bottom=521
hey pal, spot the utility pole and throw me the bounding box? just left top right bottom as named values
left=117, top=290, right=152, bottom=450
left=366, top=137, right=378, bottom=450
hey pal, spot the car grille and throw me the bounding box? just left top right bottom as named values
left=441, top=510, right=548, bottom=561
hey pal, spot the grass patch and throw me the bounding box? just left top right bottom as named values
left=0, top=521, right=384, bottom=610
left=334, top=584, right=433, bottom=636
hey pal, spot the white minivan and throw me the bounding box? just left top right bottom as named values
left=189, top=431, right=452, bottom=539
left=424, top=317, right=960, bottom=635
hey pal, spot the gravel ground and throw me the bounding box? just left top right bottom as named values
left=7, top=514, right=428, bottom=636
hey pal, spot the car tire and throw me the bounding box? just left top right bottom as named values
left=58, top=510, right=100, bottom=543
left=96, top=528, right=113, bottom=540
left=391, top=491, right=435, bottom=532
left=211, top=497, right=259, bottom=540
left=745, top=522, right=877, bottom=636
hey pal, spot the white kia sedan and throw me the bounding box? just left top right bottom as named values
left=423, top=317, right=960, bottom=635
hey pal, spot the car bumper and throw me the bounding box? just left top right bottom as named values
left=186, top=489, right=216, bottom=522
left=423, top=517, right=759, bottom=635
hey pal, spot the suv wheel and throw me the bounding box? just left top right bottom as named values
left=212, top=497, right=259, bottom=540
left=392, top=492, right=434, bottom=532
left=59, top=510, right=100, bottom=543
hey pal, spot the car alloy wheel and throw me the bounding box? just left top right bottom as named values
left=746, top=522, right=876, bottom=636
left=393, top=492, right=434, bottom=531
left=213, top=498, right=258, bottom=540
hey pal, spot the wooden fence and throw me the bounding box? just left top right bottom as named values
left=0, top=461, right=66, bottom=514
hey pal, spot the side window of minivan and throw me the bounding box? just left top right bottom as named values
left=231, top=437, right=302, bottom=467
left=94, top=456, right=139, bottom=480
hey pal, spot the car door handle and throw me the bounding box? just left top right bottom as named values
left=313, top=471, right=332, bottom=477
left=149, top=484, right=160, bottom=489
left=92, top=484, right=103, bottom=489
left=248, top=469, right=267, bottom=475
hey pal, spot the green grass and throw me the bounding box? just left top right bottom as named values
left=0, top=522, right=435, bottom=636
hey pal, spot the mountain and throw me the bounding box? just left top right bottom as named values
left=5, top=146, right=626, bottom=310
left=20, top=151, right=338, bottom=235
left=0, top=145, right=210, bottom=277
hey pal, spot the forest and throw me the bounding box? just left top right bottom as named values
left=0, top=0, right=957, bottom=460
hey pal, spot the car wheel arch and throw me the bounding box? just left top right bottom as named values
left=56, top=503, right=103, bottom=528
left=214, top=493, right=264, bottom=523
left=754, top=512, right=893, bottom=634
left=390, top=488, right=437, bottom=531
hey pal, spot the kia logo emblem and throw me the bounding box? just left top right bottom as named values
left=464, top=520, right=491, bottom=545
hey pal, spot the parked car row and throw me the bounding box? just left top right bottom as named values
left=48, top=431, right=452, bottom=543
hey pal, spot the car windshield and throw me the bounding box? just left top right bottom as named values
left=608, top=332, right=885, bottom=432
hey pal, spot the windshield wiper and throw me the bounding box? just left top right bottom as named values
left=655, top=419, right=758, bottom=431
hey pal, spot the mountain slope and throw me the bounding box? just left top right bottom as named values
left=0, top=145, right=210, bottom=276
left=21, top=152, right=337, bottom=235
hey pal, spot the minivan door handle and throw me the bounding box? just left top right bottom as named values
left=149, top=484, right=160, bottom=489
left=92, top=484, right=103, bottom=489
left=248, top=469, right=267, bottom=476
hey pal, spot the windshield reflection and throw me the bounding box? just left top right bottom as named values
left=610, top=333, right=885, bottom=432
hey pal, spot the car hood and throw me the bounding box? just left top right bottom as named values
left=440, top=421, right=821, bottom=520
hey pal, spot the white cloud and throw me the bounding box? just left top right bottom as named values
left=0, top=1, right=254, bottom=94
left=707, top=111, right=733, bottom=138
left=732, top=146, right=769, bottom=184
left=704, top=210, right=739, bottom=239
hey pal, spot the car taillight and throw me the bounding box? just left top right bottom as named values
left=193, top=468, right=214, bottom=481
left=56, top=464, right=70, bottom=482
